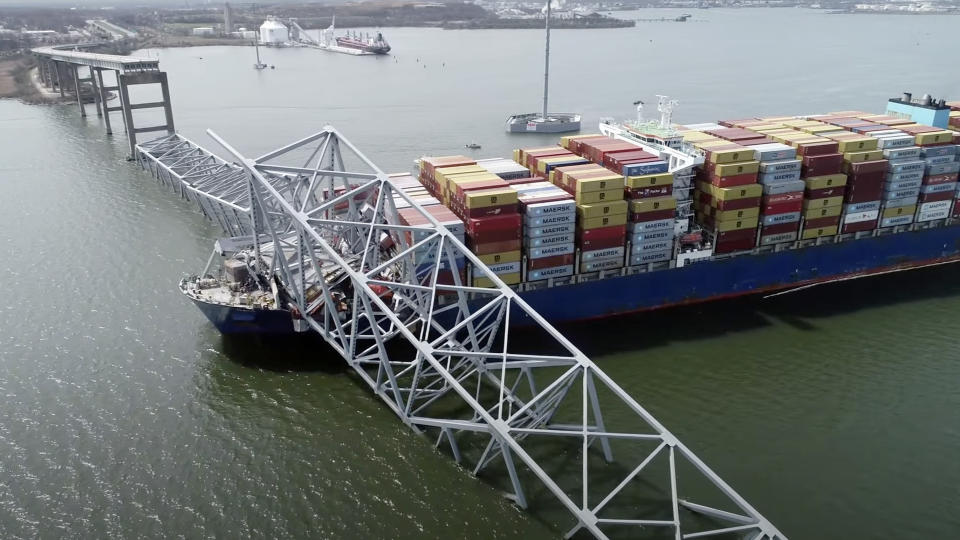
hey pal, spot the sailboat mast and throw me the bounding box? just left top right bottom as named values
left=255, top=39, right=262, bottom=64
left=542, top=0, right=551, bottom=120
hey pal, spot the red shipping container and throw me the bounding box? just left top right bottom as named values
left=924, top=173, right=959, bottom=185
left=527, top=253, right=575, bottom=270
left=847, top=170, right=886, bottom=184
left=918, top=190, right=954, bottom=203
left=714, top=196, right=762, bottom=211
left=763, top=199, right=804, bottom=215
left=467, top=239, right=522, bottom=256
left=762, top=221, right=801, bottom=235
left=708, top=172, right=758, bottom=188
left=806, top=186, right=846, bottom=199
left=802, top=153, right=844, bottom=176
left=626, top=185, right=673, bottom=199
left=843, top=181, right=884, bottom=204
left=576, top=225, right=626, bottom=250
left=845, top=159, right=888, bottom=175
left=463, top=203, right=518, bottom=219
left=841, top=221, right=876, bottom=234
left=716, top=228, right=757, bottom=242
left=714, top=235, right=757, bottom=254
left=466, top=214, right=522, bottom=238
left=739, top=137, right=774, bottom=146
left=796, top=141, right=840, bottom=156
left=629, top=209, right=675, bottom=222
left=763, top=191, right=804, bottom=205
left=805, top=216, right=840, bottom=229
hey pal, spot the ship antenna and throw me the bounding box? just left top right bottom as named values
left=542, top=0, right=551, bottom=121
left=634, top=100, right=644, bottom=123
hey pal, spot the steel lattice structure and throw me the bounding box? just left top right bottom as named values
left=144, top=125, right=786, bottom=539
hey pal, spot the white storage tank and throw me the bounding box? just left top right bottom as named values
left=259, top=18, right=288, bottom=45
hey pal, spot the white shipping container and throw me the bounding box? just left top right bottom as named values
left=884, top=195, right=919, bottom=208
left=883, top=147, right=921, bottom=160
left=488, top=261, right=521, bottom=275
left=881, top=215, right=914, bottom=227
left=843, top=210, right=879, bottom=224
left=630, top=239, right=672, bottom=254
left=524, top=223, right=575, bottom=238
left=527, top=243, right=575, bottom=259
left=527, top=264, right=574, bottom=281
left=581, top=246, right=625, bottom=261
left=919, top=200, right=952, bottom=213
left=629, top=249, right=672, bottom=265
left=524, top=200, right=576, bottom=217
left=918, top=208, right=949, bottom=222
left=627, top=218, right=674, bottom=233
left=523, top=233, right=575, bottom=248
left=579, top=257, right=623, bottom=273
left=758, top=159, right=801, bottom=173
left=527, top=213, right=575, bottom=227
left=760, top=231, right=798, bottom=245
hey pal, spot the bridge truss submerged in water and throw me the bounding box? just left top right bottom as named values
left=136, top=126, right=786, bottom=539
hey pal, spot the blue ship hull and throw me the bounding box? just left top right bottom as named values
left=191, top=297, right=296, bottom=335
left=191, top=224, right=960, bottom=334
left=519, top=224, right=960, bottom=323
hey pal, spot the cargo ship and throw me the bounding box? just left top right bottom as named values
left=336, top=31, right=391, bottom=55
left=184, top=94, right=960, bottom=334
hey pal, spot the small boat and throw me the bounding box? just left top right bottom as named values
left=465, top=143, right=481, bottom=149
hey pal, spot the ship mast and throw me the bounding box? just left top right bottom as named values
left=542, top=0, right=551, bottom=120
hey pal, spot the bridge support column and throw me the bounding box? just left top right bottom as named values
left=37, top=60, right=47, bottom=87
left=72, top=64, right=86, bottom=117
left=54, top=61, right=65, bottom=97
left=118, top=70, right=176, bottom=158
left=88, top=67, right=103, bottom=118
left=94, top=69, right=113, bottom=134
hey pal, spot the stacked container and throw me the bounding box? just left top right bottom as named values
left=917, top=142, right=960, bottom=223
left=566, top=168, right=628, bottom=272
left=835, top=135, right=884, bottom=234
left=873, top=135, right=921, bottom=228
left=796, top=138, right=845, bottom=240
left=753, top=143, right=804, bottom=245
left=695, top=143, right=762, bottom=254
left=625, top=170, right=676, bottom=263
left=515, top=181, right=577, bottom=282
left=396, top=205, right=466, bottom=289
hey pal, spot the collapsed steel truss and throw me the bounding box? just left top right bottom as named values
left=144, top=125, right=786, bottom=539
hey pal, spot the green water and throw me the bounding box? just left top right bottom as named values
left=1, top=8, right=959, bottom=539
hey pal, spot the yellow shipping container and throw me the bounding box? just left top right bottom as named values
left=577, top=200, right=628, bottom=219
left=474, top=272, right=521, bottom=288
left=464, top=188, right=518, bottom=209
left=709, top=183, right=763, bottom=201
left=713, top=206, right=760, bottom=221
left=512, top=149, right=521, bottom=163
left=629, top=196, right=677, bottom=214
left=803, top=196, right=844, bottom=210
left=801, top=226, right=838, bottom=240
left=580, top=213, right=628, bottom=230
left=882, top=205, right=916, bottom=219
left=803, top=125, right=840, bottom=134
left=916, top=131, right=955, bottom=145
left=803, top=205, right=842, bottom=219
left=804, top=174, right=848, bottom=190
left=715, top=215, right=759, bottom=232
left=574, top=175, right=626, bottom=194
left=843, top=150, right=884, bottom=163
left=477, top=250, right=522, bottom=265
left=709, top=149, right=758, bottom=165
left=835, top=138, right=879, bottom=153
left=626, top=172, right=673, bottom=188
left=575, top=189, right=623, bottom=205
left=445, top=172, right=501, bottom=198
left=714, top=160, right=760, bottom=177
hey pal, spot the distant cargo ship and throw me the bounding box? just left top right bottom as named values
left=336, top=31, right=391, bottom=55
left=184, top=94, right=960, bottom=334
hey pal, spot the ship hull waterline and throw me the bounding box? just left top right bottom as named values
left=188, top=223, right=960, bottom=334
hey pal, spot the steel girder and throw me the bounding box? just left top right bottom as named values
left=197, top=125, right=787, bottom=540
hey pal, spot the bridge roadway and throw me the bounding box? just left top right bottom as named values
left=31, top=44, right=173, bottom=157
left=139, top=125, right=788, bottom=539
